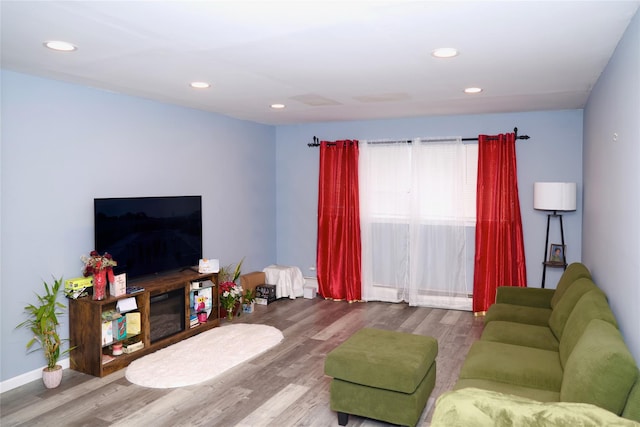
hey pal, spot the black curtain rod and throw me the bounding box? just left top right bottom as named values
left=307, top=127, right=530, bottom=147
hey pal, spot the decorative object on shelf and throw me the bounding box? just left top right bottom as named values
left=81, top=250, right=117, bottom=300
left=219, top=257, right=244, bottom=321
left=112, top=342, right=123, bottom=356
left=16, top=277, right=74, bottom=388
left=110, top=273, right=127, bottom=297
left=198, top=258, right=220, bottom=274
left=93, top=269, right=107, bottom=301
left=533, top=182, right=577, bottom=288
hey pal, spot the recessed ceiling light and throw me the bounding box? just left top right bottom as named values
left=190, top=82, right=210, bottom=89
left=464, top=87, right=483, bottom=94
left=43, top=40, right=77, bottom=52
left=270, top=104, right=286, bottom=109
left=432, top=48, right=458, bottom=58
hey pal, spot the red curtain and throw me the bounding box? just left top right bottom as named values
left=316, top=140, right=362, bottom=302
left=473, top=133, right=527, bottom=313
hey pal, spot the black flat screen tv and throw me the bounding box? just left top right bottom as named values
left=94, top=196, right=202, bottom=280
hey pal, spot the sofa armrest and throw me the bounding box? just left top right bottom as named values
left=495, top=287, right=555, bottom=308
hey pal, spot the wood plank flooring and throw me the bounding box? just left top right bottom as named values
left=1, top=297, right=484, bottom=427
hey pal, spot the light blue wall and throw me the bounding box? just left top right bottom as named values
left=0, top=70, right=277, bottom=381
left=1, top=69, right=588, bottom=385
left=275, top=110, right=584, bottom=290
left=583, top=9, right=640, bottom=363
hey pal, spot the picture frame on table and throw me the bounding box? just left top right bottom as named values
left=549, top=244, right=566, bottom=263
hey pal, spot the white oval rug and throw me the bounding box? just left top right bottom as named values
left=125, top=323, right=283, bottom=388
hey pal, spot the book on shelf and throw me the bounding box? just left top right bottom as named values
left=126, top=312, right=141, bottom=335
left=189, top=313, right=199, bottom=328
left=101, top=321, right=114, bottom=346
left=114, top=316, right=127, bottom=340
left=121, top=336, right=144, bottom=354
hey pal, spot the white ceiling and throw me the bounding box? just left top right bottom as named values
left=2, top=1, right=639, bottom=125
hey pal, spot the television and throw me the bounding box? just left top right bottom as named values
left=94, top=196, right=202, bottom=280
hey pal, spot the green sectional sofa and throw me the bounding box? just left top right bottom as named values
left=433, top=263, right=640, bottom=424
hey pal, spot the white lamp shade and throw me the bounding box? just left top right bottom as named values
left=533, top=182, right=577, bottom=211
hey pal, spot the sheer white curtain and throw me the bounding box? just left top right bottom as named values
left=359, top=137, right=472, bottom=310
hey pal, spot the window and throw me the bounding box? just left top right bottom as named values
left=360, top=137, right=474, bottom=310
left=364, top=141, right=477, bottom=222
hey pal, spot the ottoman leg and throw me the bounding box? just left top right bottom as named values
left=338, top=411, right=349, bottom=426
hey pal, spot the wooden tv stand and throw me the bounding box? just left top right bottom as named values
left=69, top=269, right=219, bottom=377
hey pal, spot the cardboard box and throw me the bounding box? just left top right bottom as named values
left=255, top=284, right=276, bottom=305
left=65, top=276, right=93, bottom=292
left=303, top=284, right=317, bottom=299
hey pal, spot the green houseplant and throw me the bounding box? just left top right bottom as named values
left=242, top=288, right=256, bottom=314
left=16, top=276, right=73, bottom=388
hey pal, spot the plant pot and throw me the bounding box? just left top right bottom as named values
left=242, top=302, right=255, bottom=313
left=42, top=365, right=63, bottom=389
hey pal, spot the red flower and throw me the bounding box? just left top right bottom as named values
left=81, top=250, right=117, bottom=277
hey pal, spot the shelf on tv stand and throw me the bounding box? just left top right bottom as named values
left=69, top=269, right=219, bottom=377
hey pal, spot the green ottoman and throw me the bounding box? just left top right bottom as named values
left=324, top=328, right=438, bottom=427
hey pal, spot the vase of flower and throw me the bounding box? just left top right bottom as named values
left=81, top=250, right=117, bottom=301
left=93, top=269, right=107, bottom=301
left=218, top=258, right=244, bottom=321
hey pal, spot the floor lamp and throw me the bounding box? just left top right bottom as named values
left=534, top=182, right=577, bottom=288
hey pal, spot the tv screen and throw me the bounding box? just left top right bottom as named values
left=94, top=196, right=202, bottom=280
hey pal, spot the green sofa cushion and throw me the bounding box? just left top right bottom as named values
left=484, top=304, right=552, bottom=326
left=622, top=380, right=640, bottom=422
left=459, top=341, right=563, bottom=391
left=558, top=289, right=618, bottom=368
left=432, top=387, right=639, bottom=427
left=548, top=277, right=598, bottom=340
left=550, top=262, right=592, bottom=309
left=494, top=287, right=555, bottom=308
left=481, top=320, right=559, bottom=351
left=454, top=379, right=560, bottom=402
left=562, top=319, right=639, bottom=415
left=324, top=328, right=437, bottom=394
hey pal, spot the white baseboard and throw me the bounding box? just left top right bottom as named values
left=0, top=357, right=70, bottom=394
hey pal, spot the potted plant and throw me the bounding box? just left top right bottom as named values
left=242, top=289, right=256, bottom=313
left=16, top=277, right=74, bottom=388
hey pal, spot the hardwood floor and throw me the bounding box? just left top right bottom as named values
left=1, top=297, right=484, bottom=427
